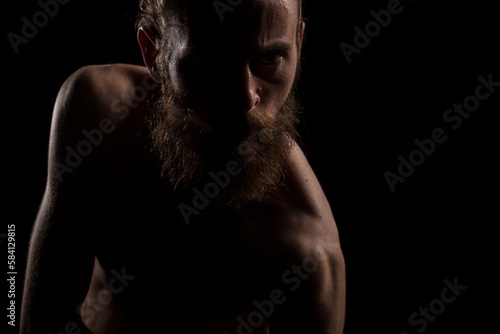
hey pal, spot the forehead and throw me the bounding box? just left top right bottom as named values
left=166, top=0, right=298, bottom=54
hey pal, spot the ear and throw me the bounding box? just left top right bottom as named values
left=137, top=27, right=162, bottom=83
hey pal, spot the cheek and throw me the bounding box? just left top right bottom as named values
left=263, top=63, right=298, bottom=115
left=160, top=29, right=192, bottom=95
left=166, top=57, right=214, bottom=108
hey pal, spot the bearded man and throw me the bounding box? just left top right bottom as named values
left=21, top=1, right=345, bottom=333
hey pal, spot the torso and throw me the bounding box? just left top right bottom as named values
left=78, top=64, right=335, bottom=334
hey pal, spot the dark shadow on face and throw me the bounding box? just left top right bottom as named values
left=148, top=0, right=303, bottom=210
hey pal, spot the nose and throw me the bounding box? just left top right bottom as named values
left=223, top=64, right=261, bottom=113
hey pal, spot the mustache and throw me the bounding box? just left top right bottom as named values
left=158, top=79, right=298, bottom=134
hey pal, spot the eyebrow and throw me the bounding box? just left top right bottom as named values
left=180, top=39, right=294, bottom=61
left=259, top=40, right=294, bottom=54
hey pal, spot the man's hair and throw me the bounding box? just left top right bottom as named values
left=136, top=0, right=304, bottom=44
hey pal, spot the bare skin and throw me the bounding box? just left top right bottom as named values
left=21, top=1, right=345, bottom=334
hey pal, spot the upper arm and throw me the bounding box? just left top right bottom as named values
left=258, top=187, right=345, bottom=334
left=271, top=147, right=346, bottom=333
left=297, top=240, right=346, bottom=334
left=269, top=219, right=346, bottom=334
left=21, top=67, right=105, bottom=334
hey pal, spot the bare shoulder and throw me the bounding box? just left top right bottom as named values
left=245, top=143, right=343, bottom=261
left=56, top=64, right=153, bottom=120
left=64, top=63, right=149, bottom=87
left=47, top=64, right=155, bottom=185
left=51, top=63, right=155, bottom=151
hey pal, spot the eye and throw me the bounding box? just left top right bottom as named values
left=256, top=52, right=284, bottom=67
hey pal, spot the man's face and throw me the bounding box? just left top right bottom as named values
left=148, top=0, right=303, bottom=209
left=163, top=0, right=301, bottom=125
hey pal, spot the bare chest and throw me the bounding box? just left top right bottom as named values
left=88, top=138, right=284, bottom=331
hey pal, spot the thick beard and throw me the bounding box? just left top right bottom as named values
left=148, top=80, right=300, bottom=211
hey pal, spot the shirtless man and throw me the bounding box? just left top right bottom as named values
left=21, top=0, right=345, bottom=333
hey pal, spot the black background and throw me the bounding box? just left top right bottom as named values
left=4, top=0, right=498, bottom=333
